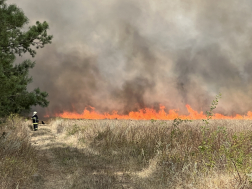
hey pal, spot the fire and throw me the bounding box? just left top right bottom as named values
left=44, top=114, right=50, bottom=118
left=50, top=105, right=252, bottom=120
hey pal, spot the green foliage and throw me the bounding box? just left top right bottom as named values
left=150, top=119, right=156, bottom=123
left=67, top=124, right=81, bottom=136
left=202, top=92, right=222, bottom=125
left=196, top=93, right=252, bottom=177
left=0, top=0, right=53, bottom=117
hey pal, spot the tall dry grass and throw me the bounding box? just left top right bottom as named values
left=0, top=115, right=39, bottom=189
left=2, top=115, right=252, bottom=188
left=50, top=118, right=252, bottom=188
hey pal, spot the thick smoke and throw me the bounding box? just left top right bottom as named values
left=8, top=0, right=252, bottom=116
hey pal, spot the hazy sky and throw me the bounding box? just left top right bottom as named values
left=7, top=0, right=252, bottom=116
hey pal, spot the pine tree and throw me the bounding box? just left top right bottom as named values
left=0, top=0, right=53, bottom=117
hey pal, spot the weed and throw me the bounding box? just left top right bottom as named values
left=67, top=124, right=80, bottom=136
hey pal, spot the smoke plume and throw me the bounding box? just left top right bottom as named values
left=8, top=0, right=252, bottom=116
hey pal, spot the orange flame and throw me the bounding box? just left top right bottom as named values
left=44, top=114, right=50, bottom=118
left=49, top=105, right=252, bottom=120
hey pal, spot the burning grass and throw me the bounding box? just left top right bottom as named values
left=50, top=118, right=252, bottom=188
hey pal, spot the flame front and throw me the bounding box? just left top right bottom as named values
left=51, top=105, right=252, bottom=120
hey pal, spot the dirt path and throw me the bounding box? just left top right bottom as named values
left=28, top=124, right=68, bottom=189
left=27, top=124, right=137, bottom=189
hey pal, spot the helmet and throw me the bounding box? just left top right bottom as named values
left=33, top=111, right=37, bottom=115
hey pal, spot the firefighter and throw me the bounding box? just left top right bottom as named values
left=31, top=111, right=39, bottom=131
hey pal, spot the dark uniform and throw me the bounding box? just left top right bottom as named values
left=32, top=114, right=39, bottom=131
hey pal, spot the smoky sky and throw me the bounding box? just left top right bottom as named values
left=7, top=0, right=252, bottom=116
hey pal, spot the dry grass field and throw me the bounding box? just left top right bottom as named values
left=0, top=116, right=39, bottom=189
left=2, top=117, right=252, bottom=188
left=47, top=118, right=252, bottom=189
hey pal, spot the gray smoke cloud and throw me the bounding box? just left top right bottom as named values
left=7, top=0, right=252, bottom=116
